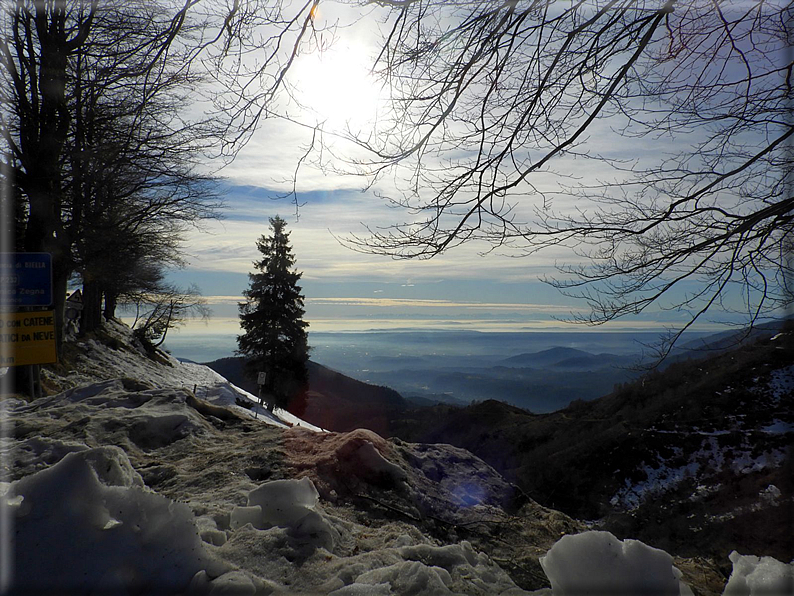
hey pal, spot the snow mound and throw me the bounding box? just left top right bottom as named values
left=723, top=551, right=794, bottom=596
left=5, top=447, right=227, bottom=594
left=539, top=531, right=694, bottom=596
left=230, top=477, right=339, bottom=550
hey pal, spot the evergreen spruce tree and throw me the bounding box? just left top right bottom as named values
left=237, top=216, right=309, bottom=413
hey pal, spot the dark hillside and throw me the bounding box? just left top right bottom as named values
left=204, top=357, right=408, bottom=435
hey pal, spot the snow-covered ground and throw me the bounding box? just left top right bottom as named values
left=4, top=321, right=791, bottom=594
left=41, top=319, right=320, bottom=431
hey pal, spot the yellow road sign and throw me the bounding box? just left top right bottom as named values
left=0, top=311, right=57, bottom=367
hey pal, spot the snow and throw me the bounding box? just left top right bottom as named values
left=197, top=373, right=322, bottom=432
left=610, top=456, right=699, bottom=510
left=6, top=446, right=228, bottom=594
left=761, top=420, right=794, bottom=434
left=3, top=413, right=525, bottom=594
left=765, top=365, right=794, bottom=402
left=610, top=434, right=788, bottom=511
left=539, top=531, right=694, bottom=596
left=723, top=551, right=794, bottom=596
left=2, top=411, right=779, bottom=596
left=42, top=319, right=321, bottom=432
left=7, top=356, right=534, bottom=594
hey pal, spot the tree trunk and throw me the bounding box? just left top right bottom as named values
left=24, top=182, right=70, bottom=358
left=103, top=292, right=118, bottom=320
left=80, top=276, right=103, bottom=335
left=16, top=5, right=78, bottom=359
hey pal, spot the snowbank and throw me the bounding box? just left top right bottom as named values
left=43, top=316, right=322, bottom=432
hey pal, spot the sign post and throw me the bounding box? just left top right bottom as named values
left=0, top=311, right=57, bottom=367
left=1, top=253, right=56, bottom=398
left=255, top=371, right=268, bottom=418
left=1, top=253, right=53, bottom=307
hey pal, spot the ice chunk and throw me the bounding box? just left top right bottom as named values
left=539, top=531, right=693, bottom=596
left=723, top=551, right=794, bottom=596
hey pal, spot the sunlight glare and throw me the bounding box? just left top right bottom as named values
left=291, top=40, right=383, bottom=132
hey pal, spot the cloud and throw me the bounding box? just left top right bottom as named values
left=201, top=295, right=584, bottom=315
left=304, top=297, right=583, bottom=315
left=182, top=189, right=577, bottom=290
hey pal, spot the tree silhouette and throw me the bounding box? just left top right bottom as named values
left=128, top=283, right=210, bottom=350
left=237, top=216, right=309, bottom=412
left=2, top=0, right=223, bottom=350
left=324, top=0, right=793, bottom=355
left=1, top=0, right=315, bottom=351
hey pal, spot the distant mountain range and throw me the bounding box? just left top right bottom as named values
left=499, top=346, right=632, bottom=369
left=360, top=359, right=640, bottom=413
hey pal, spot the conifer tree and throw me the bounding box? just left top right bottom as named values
left=237, top=216, right=309, bottom=412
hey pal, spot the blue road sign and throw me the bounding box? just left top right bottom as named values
left=1, top=253, right=53, bottom=307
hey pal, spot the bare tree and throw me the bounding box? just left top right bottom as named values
left=127, top=282, right=210, bottom=349
left=330, top=0, right=793, bottom=354
left=1, top=0, right=98, bottom=352
left=7, top=0, right=786, bottom=360
left=65, top=11, right=223, bottom=334
left=1, top=0, right=340, bottom=355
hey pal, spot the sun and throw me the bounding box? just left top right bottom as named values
left=290, top=40, right=384, bottom=132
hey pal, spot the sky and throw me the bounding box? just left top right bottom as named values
left=165, top=181, right=741, bottom=338
left=157, top=1, right=786, bottom=343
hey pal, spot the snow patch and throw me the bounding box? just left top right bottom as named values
left=765, top=365, right=794, bottom=402
left=610, top=434, right=787, bottom=511
left=761, top=419, right=794, bottom=434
